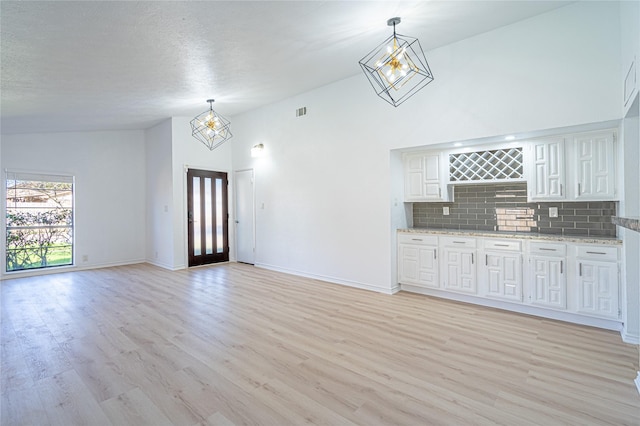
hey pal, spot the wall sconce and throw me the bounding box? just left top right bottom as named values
left=251, top=143, right=265, bottom=158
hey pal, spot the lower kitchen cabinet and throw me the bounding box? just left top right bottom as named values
left=575, top=246, right=620, bottom=319
left=440, top=237, right=477, bottom=294
left=397, top=234, right=439, bottom=288
left=527, top=242, right=567, bottom=310
left=482, top=251, right=523, bottom=302
left=397, top=232, right=622, bottom=328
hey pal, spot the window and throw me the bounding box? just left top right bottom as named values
left=5, top=172, right=74, bottom=272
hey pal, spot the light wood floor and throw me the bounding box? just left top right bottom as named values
left=1, top=262, right=639, bottom=425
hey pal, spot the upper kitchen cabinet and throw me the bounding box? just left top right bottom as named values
left=573, top=131, right=617, bottom=201
left=403, top=152, right=452, bottom=202
left=525, top=129, right=618, bottom=202
left=525, top=138, right=565, bottom=201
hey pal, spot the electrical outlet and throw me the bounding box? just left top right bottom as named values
left=549, top=207, right=559, bottom=218
left=82, top=255, right=88, bottom=262
left=443, top=206, right=450, bottom=216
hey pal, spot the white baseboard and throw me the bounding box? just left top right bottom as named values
left=621, top=325, right=640, bottom=345
left=635, top=372, right=640, bottom=396
left=401, top=284, right=624, bottom=332
left=146, top=259, right=185, bottom=271
left=1, top=259, right=146, bottom=280
left=255, top=262, right=397, bottom=295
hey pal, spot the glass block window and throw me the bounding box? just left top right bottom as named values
left=5, top=172, right=74, bottom=272
left=449, top=148, right=523, bottom=182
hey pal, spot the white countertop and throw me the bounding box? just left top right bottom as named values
left=398, top=228, right=622, bottom=246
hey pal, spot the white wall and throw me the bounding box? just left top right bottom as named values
left=1, top=130, right=147, bottom=276
left=620, top=100, right=640, bottom=344
left=145, top=119, right=175, bottom=269
left=621, top=0, right=639, bottom=117
left=231, top=1, right=622, bottom=293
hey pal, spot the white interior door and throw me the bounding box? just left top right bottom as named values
left=234, top=169, right=255, bottom=264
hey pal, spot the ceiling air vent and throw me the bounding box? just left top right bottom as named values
left=449, top=147, right=523, bottom=182
left=296, top=107, right=307, bottom=117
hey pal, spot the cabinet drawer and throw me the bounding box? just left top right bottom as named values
left=398, top=233, right=438, bottom=245
left=440, top=236, right=477, bottom=248
left=484, top=239, right=521, bottom=251
left=576, top=245, right=618, bottom=261
left=529, top=242, right=566, bottom=256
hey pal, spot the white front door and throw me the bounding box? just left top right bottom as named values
left=234, top=169, right=255, bottom=264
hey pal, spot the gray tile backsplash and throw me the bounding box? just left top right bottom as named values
left=412, top=183, right=617, bottom=237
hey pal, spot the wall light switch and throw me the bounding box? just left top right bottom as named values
left=443, top=206, right=450, bottom=216
left=549, top=207, right=559, bottom=218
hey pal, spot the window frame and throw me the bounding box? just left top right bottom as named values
left=4, top=170, right=75, bottom=273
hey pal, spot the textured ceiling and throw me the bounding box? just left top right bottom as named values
left=1, top=1, right=573, bottom=135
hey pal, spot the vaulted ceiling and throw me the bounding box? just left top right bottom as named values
left=1, top=1, right=573, bottom=135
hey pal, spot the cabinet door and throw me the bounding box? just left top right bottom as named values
left=576, top=260, right=619, bottom=319
left=403, top=152, right=450, bottom=202
left=399, top=244, right=420, bottom=283
left=404, top=154, right=425, bottom=200
left=574, top=132, right=616, bottom=200
left=484, top=252, right=523, bottom=301
left=398, top=244, right=439, bottom=288
left=424, top=154, right=443, bottom=200
left=528, top=139, right=565, bottom=201
left=529, top=255, right=566, bottom=309
left=442, top=248, right=476, bottom=294
left=416, top=245, right=439, bottom=288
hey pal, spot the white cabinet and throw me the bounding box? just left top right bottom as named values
left=397, top=232, right=621, bottom=328
left=575, top=246, right=619, bottom=319
left=403, top=152, right=451, bottom=202
left=404, top=153, right=427, bottom=200
left=398, top=234, right=439, bottom=288
left=481, top=239, right=523, bottom=302
left=524, top=130, right=617, bottom=202
left=526, top=138, right=565, bottom=201
left=527, top=242, right=567, bottom=310
left=440, top=237, right=476, bottom=294
left=572, top=131, right=617, bottom=201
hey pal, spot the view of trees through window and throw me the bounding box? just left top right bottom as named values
left=5, top=172, right=74, bottom=272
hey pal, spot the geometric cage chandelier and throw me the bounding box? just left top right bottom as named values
left=358, top=17, right=434, bottom=107
left=189, top=99, right=233, bottom=150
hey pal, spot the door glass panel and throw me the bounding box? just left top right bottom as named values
left=193, top=177, right=201, bottom=256
left=216, top=178, right=223, bottom=253
left=204, top=177, right=213, bottom=255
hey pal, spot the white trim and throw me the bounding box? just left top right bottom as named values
left=401, top=284, right=624, bottom=332
left=146, top=259, right=184, bottom=271
left=255, top=262, right=398, bottom=295
left=0, top=259, right=146, bottom=281
left=635, top=372, right=640, bottom=396
left=621, top=324, right=640, bottom=345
